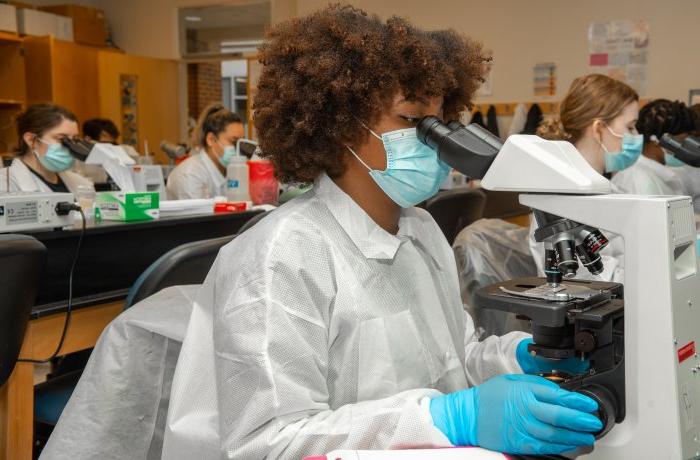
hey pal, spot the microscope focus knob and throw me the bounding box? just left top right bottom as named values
left=577, top=385, right=617, bottom=439
left=574, top=331, right=596, bottom=353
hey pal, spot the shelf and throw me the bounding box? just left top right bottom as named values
left=0, top=31, right=22, bottom=44
left=0, top=99, right=24, bottom=107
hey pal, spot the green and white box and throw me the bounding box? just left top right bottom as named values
left=95, top=191, right=160, bottom=221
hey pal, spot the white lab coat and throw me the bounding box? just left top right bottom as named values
left=163, top=174, right=528, bottom=459
left=0, top=158, right=94, bottom=194
left=166, top=150, right=225, bottom=200
left=669, top=164, right=700, bottom=213
left=610, top=155, right=684, bottom=196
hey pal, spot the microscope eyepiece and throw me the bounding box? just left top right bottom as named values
left=416, top=116, right=502, bottom=179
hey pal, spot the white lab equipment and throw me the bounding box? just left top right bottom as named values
left=422, top=116, right=700, bottom=459
left=129, top=164, right=167, bottom=198
left=0, top=192, right=76, bottom=232
left=225, top=155, right=250, bottom=202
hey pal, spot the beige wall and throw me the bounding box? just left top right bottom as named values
left=90, top=0, right=293, bottom=60
left=26, top=0, right=700, bottom=136
left=294, top=0, right=700, bottom=103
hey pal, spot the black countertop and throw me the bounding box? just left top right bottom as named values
left=28, top=210, right=262, bottom=318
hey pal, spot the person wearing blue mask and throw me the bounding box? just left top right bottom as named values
left=166, top=103, right=245, bottom=199
left=636, top=99, right=700, bottom=211
left=1, top=103, right=94, bottom=195
left=528, top=74, right=645, bottom=285
left=157, top=7, right=602, bottom=460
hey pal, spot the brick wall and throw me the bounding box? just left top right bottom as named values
left=187, top=62, right=222, bottom=120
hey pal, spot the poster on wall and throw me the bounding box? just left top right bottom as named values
left=588, top=19, right=649, bottom=95
left=533, top=62, right=556, bottom=97
left=120, top=74, right=138, bottom=147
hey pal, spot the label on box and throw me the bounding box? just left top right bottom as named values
left=678, top=341, right=696, bottom=364
left=96, top=192, right=159, bottom=221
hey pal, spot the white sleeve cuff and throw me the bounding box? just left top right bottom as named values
left=419, top=396, right=454, bottom=447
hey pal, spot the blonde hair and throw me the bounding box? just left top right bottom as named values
left=538, top=74, right=638, bottom=142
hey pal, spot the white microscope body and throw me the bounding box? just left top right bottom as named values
left=482, top=135, right=700, bottom=459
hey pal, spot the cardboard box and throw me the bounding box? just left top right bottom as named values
left=0, top=4, right=18, bottom=33
left=96, top=192, right=160, bottom=221
left=17, top=8, right=73, bottom=41
left=40, top=4, right=107, bottom=46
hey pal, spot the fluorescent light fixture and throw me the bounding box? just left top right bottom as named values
left=184, top=16, right=202, bottom=22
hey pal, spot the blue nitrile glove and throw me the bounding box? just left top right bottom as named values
left=429, top=374, right=602, bottom=454
left=517, top=338, right=590, bottom=376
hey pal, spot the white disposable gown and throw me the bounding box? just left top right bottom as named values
left=166, top=150, right=225, bottom=199
left=0, top=158, right=94, bottom=194
left=162, top=174, right=529, bottom=459
left=40, top=285, right=198, bottom=460
left=610, top=155, right=684, bottom=196
left=668, top=163, right=700, bottom=214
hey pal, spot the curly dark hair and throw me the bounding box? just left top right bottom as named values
left=636, top=99, right=697, bottom=143
left=253, top=4, right=489, bottom=183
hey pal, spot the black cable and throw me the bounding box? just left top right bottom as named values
left=20, top=206, right=86, bottom=364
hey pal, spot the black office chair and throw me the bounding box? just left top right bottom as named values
left=124, top=234, right=236, bottom=309
left=425, top=188, right=487, bottom=245
left=236, top=209, right=270, bottom=235
left=0, top=234, right=47, bottom=387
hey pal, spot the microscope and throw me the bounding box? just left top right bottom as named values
left=418, top=117, right=700, bottom=459
left=660, top=133, right=700, bottom=167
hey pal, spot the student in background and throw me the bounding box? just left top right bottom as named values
left=166, top=104, right=245, bottom=199
left=636, top=99, right=700, bottom=212
left=83, top=118, right=120, bottom=144
left=2, top=103, right=93, bottom=194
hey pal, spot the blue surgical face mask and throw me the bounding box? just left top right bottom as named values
left=347, top=125, right=451, bottom=208
left=35, top=138, right=75, bottom=172
left=601, top=126, right=643, bottom=173
left=217, top=139, right=237, bottom=167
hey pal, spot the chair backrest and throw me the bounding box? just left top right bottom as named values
left=425, top=188, right=486, bottom=244
left=236, top=210, right=270, bottom=235
left=124, top=234, right=234, bottom=309
left=0, top=234, right=47, bottom=386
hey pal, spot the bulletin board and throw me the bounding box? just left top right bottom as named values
left=588, top=19, right=650, bottom=95
left=120, top=74, right=138, bottom=146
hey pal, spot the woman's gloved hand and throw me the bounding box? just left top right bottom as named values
left=517, top=338, right=590, bottom=376
left=429, top=374, right=602, bottom=454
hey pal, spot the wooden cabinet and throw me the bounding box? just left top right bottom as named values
left=22, top=36, right=181, bottom=164
left=23, top=35, right=100, bottom=129
left=0, top=31, right=26, bottom=157
left=97, top=51, right=181, bottom=164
